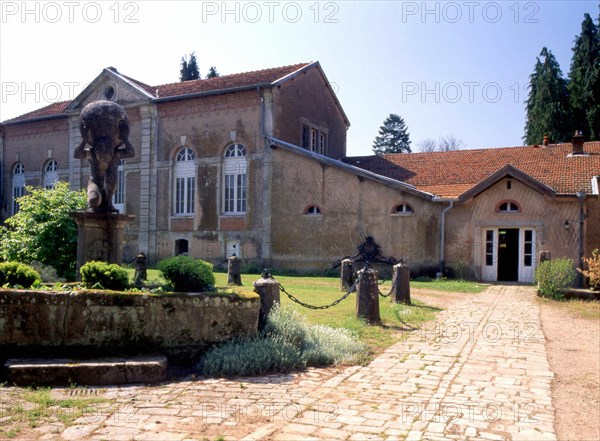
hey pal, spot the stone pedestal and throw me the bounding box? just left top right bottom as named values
left=391, top=263, right=411, bottom=305
left=253, top=275, right=280, bottom=330
left=70, top=211, right=135, bottom=279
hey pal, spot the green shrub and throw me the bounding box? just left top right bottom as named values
left=80, top=261, right=130, bottom=291
left=535, top=258, right=577, bottom=300
left=199, top=336, right=305, bottom=377
left=198, top=306, right=366, bottom=377
left=158, top=255, right=215, bottom=292
left=0, top=262, right=41, bottom=288
left=0, top=182, right=86, bottom=281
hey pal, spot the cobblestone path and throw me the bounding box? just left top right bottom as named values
left=20, top=285, right=556, bottom=441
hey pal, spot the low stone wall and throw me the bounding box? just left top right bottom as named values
left=0, top=289, right=260, bottom=362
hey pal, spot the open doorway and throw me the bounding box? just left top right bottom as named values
left=175, top=239, right=189, bottom=256
left=497, top=229, right=519, bottom=281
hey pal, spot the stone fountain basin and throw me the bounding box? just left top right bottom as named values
left=0, top=289, right=260, bottom=362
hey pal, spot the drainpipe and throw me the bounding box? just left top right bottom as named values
left=576, top=191, right=586, bottom=287
left=438, top=200, right=455, bottom=277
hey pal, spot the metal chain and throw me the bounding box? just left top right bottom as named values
left=277, top=269, right=366, bottom=310
left=378, top=279, right=396, bottom=298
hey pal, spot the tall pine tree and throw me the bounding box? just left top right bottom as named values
left=568, top=13, right=600, bottom=140
left=372, top=114, right=411, bottom=155
left=179, top=52, right=200, bottom=81
left=524, top=47, right=572, bottom=145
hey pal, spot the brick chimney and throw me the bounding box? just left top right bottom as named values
left=543, top=135, right=549, bottom=146
left=571, top=130, right=585, bottom=155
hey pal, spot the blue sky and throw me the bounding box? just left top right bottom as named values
left=0, top=1, right=598, bottom=156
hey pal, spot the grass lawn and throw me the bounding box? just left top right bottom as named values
left=126, top=268, right=487, bottom=354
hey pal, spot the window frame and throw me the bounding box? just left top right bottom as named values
left=496, top=200, right=520, bottom=213
left=12, top=162, right=25, bottom=214
left=223, top=143, right=247, bottom=215
left=173, top=147, right=196, bottom=216
left=391, top=203, right=415, bottom=216
left=43, top=159, right=58, bottom=189
left=303, top=204, right=322, bottom=216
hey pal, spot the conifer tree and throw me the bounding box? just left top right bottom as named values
left=372, top=114, right=411, bottom=155
left=179, top=52, right=200, bottom=81
left=568, top=13, right=600, bottom=140
left=206, top=66, right=221, bottom=78
left=524, top=47, right=572, bottom=145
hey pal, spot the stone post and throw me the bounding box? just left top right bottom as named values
left=253, top=270, right=280, bottom=330
left=134, top=252, right=148, bottom=287
left=340, top=258, right=354, bottom=291
left=227, top=255, right=242, bottom=286
left=356, top=266, right=381, bottom=325
left=391, top=263, right=411, bottom=305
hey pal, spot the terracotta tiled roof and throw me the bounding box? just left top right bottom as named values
left=3, top=100, right=71, bottom=123
left=154, top=63, right=311, bottom=98
left=3, top=63, right=311, bottom=124
left=346, top=142, right=600, bottom=197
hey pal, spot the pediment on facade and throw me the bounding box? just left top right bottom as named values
left=459, top=164, right=556, bottom=202
left=66, top=68, right=155, bottom=113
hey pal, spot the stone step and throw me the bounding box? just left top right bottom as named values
left=4, top=355, right=167, bottom=386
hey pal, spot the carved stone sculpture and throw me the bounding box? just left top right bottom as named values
left=74, top=100, right=135, bottom=212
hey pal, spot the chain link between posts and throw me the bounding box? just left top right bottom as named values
left=276, top=268, right=367, bottom=310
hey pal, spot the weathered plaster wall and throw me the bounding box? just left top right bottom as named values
left=445, top=177, right=581, bottom=279
left=153, top=92, right=264, bottom=262
left=0, top=289, right=259, bottom=360
left=269, top=148, right=440, bottom=270
left=273, top=67, right=347, bottom=159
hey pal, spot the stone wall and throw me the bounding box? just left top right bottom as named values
left=0, top=289, right=259, bottom=362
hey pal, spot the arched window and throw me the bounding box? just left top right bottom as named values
left=392, top=203, right=414, bottom=215
left=303, top=205, right=322, bottom=215
left=174, top=148, right=196, bottom=215
left=112, top=159, right=125, bottom=213
left=12, top=163, right=25, bottom=214
left=44, top=160, right=58, bottom=189
left=497, top=200, right=520, bottom=213
left=175, top=239, right=189, bottom=255
left=223, top=144, right=247, bottom=214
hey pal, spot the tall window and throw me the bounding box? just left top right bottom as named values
left=44, top=160, right=58, bottom=189
left=112, top=159, right=125, bottom=213
left=174, top=148, right=195, bottom=215
left=485, top=230, right=494, bottom=266
left=524, top=230, right=533, bottom=267
left=223, top=143, right=247, bottom=214
left=12, top=162, right=25, bottom=214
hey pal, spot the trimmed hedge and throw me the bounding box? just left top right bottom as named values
left=158, top=255, right=215, bottom=292
left=80, top=261, right=130, bottom=291
left=0, top=262, right=41, bottom=288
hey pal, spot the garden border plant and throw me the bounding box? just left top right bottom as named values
left=535, top=257, right=577, bottom=300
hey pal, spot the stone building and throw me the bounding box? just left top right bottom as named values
left=1, top=62, right=599, bottom=282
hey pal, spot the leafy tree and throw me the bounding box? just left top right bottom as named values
left=568, top=13, right=600, bottom=140
left=180, top=52, right=200, bottom=81
left=372, top=113, right=411, bottom=155
left=206, top=66, right=221, bottom=78
left=524, top=47, right=573, bottom=145
left=0, top=182, right=87, bottom=280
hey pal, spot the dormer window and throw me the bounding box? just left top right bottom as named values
left=497, top=201, right=520, bottom=213
left=392, top=203, right=414, bottom=215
